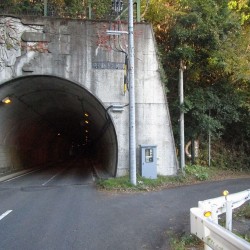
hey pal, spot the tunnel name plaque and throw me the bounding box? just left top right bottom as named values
left=92, top=62, right=124, bottom=70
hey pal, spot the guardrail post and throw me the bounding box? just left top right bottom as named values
left=226, top=200, right=233, bottom=231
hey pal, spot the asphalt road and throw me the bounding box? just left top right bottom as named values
left=0, top=159, right=249, bottom=250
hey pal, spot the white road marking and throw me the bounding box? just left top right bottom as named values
left=42, top=167, right=67, bottom=186
left=3, top=168, right=42, bottom=183
left=91, top=171, right=96, bottom=182
left=0, top=210, right=12, bottom=221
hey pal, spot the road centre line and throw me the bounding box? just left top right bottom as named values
left=0, top=210, right=12, bottom=221
left=42, top=166, right=68, bottom=186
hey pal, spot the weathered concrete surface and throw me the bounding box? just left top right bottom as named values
left=0, top=16, right=178, bottom=177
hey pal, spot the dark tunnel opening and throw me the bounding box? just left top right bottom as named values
left=0, top=75, right=118, bottom=178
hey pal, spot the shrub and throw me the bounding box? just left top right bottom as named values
left=185, top=164, right=209, bottom=181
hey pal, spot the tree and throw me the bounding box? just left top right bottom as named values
left=144, top=0, right=250, bottom=166
left=152, top=1, right=239, bottom=126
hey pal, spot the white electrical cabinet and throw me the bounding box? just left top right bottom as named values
left=140, top=145, right=157, bottom=179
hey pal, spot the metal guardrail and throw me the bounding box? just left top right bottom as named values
left=190, top=189, right=250, bottom=250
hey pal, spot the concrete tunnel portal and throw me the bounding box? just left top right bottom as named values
left=0, top=75, right=118, bottom=178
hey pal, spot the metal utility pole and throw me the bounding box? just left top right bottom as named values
left=128, top=0, right=137, bottom=185
left=208, top=109, right=211, bottom=167
left=179, top=61, right=185, bottom=174
left=44, top=0, right=48, bottom=16
left=88, top=0, right=92, bottom=19
left=136, top=0, right=141, bottom=22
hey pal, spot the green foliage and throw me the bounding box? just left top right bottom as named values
left=144, top=0, right=250, bottom=164
left=106, top=175, right=181, bottom=190
left=161, top=0, right=244, bottom=142
left=144, top=0, right=181, bottom=24
left=167, top=0, right=238, bottom=62
left=238, top=233, right=250, bottom=243
left=208, top=140, right=250, bottom=170
left=63, top=0, right=86, bottom=17
left=89, top=0, right=111, bottom=19
left=96, top=176, right=135, bottom=190
left=0, top=0, right=111, bottom=19
left=97, top=165, right=249, bottom=193
left=97, top=175, right=187, bottom=191
left=183, top=83, right=243, bottom=138
left=234, top=202, right=250, bottom=219
left=185, top=139, right=250, bottom=171
left=233, top=202, right=250, bottom=243
left=97, top=169, right=218, bottom=192
left=1, top=0, right=48, bottom=15
left=169, top=232, right=203, bottom=250
left=228, top=0, right=250, bottom=24
left=185, top=164, right=209, bottom=180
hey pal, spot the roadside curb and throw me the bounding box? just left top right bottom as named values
left=90, top=161, right=110, bottom=180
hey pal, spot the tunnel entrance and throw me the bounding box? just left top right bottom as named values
left=0, top=75, right=118, bottom=178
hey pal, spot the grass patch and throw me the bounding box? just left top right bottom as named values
left=235, top=232, right=250, bottom=243
left=96, top=165, right=250, bottom=192
left=185, top=165, right=209, bottom=181
left=96, top=175, right=185, bottom=192
left=233, top=202, right=250, bottom=243
left=234, top=202, right=250, bottom=219
left=168, top=232, right=203, bottom=250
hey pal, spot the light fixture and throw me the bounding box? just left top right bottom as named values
left=203, top=211, right=212, bottom=218
left=106, top=30, right=128, bottom=36
left=84, top=113, right=89, bottom=117
left=110, top=104, right=127, bottom=112
left=85, top=120, right=89, bottom=124
left=85, top=130, right=88, bottom=133
left=223, top=190, right=229, bottom=196
left=2, top=97, right=11, bottom=104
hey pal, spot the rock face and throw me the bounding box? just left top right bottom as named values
left=0, top=16, right=178, bottom=177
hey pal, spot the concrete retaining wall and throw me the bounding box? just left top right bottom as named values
left=0, top=16, right=178, bottom=176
